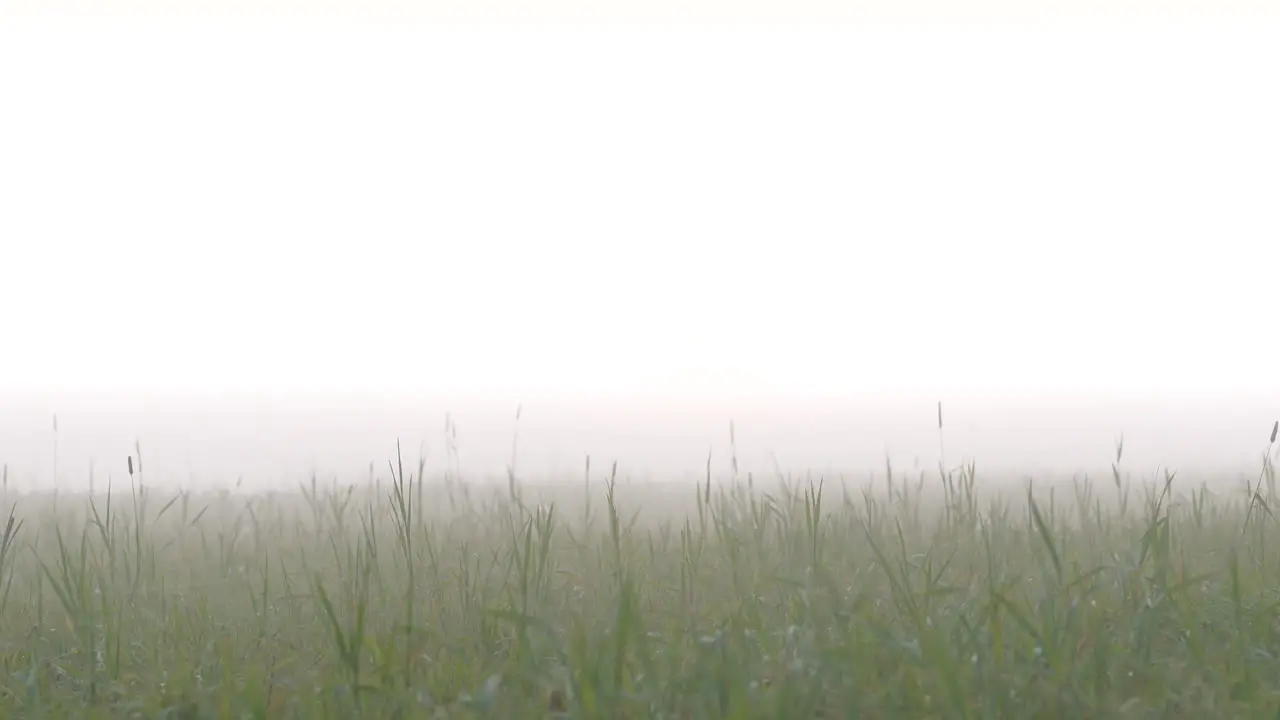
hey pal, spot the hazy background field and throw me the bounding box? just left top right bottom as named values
left=0, top=393, right=1277, bottom=492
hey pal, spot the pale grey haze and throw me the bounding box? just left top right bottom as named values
left=0, top=393, right=1275, bottom=492
left=1, top=19, right=1278, bottom=492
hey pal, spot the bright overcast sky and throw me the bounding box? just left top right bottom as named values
left=1, top=7, right=1278, bottom=404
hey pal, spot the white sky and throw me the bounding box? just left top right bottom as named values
left=2, top=12, right=1279, bottom=406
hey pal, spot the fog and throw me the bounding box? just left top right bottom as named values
left=0, top=393, right=1275, bottom=492
left=1, top=17, right=1278, bottom=493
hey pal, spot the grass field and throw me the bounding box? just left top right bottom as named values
left=1, top=434, right=1279, bottom=719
